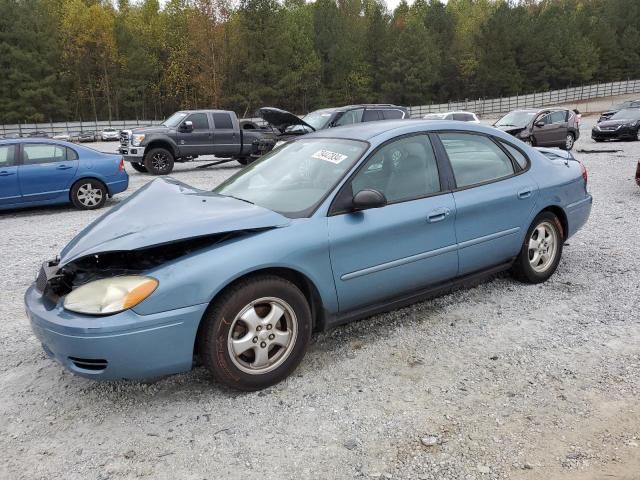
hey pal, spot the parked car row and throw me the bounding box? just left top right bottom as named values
left=0, top=129, right=127, bottom=142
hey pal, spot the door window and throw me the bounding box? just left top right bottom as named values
left=66, top=147, right=78, bottom=161
left=382, top=109, right=405, bottom=120
left=499, top=141, right=528, bottom=170
left=362, top=110, right=381, bottom=122
left=549, top=111, right=567, bottom=123
left=351, top=135, right=440, bottom=203
left=0, top=145, right=17, bottom=166
left=212, top=112, right=233, bottom=129
left=186, top=113, right=210, bottom=130
left=22, top=144, right=66, bottom=165
left=439, top=133, right=515, bottom=188
left=334, top=109, right=364, bottom=127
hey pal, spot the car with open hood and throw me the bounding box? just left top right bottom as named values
left=591, top=107, right=640, bottom=142
left=259, top=104, right=409, bottom=147
left=494, top=108, right=580, bottom=150
left=25, top=120, right=592, bottom=391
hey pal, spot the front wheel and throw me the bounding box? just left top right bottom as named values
left=129, top=162, right=148, bottom=173
left=197, top=275, right=312, bottom=391
left=636, top=128, right=640, bottom=141
left=144, top=147, right=174, bottom=175
left=562, top=133, right=575, bottom=150
left=512, top=212, right=564, bottom=283
left=235, top=156, right=251, bottom=166
left=70, top=179, right=108, bottom=210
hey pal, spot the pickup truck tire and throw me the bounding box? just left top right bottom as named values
left=144, top=147, right=175, bottom=175
left=129, top=162, right=148, bottom=173
left=235, top=156, right=251, bottom=166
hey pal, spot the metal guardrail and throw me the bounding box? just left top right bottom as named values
left=0, top=120, right=164, bottom=138
left=408, top=79, right=640, bottom=118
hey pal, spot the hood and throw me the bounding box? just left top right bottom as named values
left=595, top=119, right=634, bottom=128
left=258, top=107, right=316, bottom=134
left=130, top=125, right=169, bottom=135
left=59, top=178, right=290, bottom=265
left=494, top=125, right=528, bottom=135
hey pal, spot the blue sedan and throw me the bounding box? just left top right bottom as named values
left=25, top=121, right=592, bottom=390
left=0, top=139, right=128, bottom=210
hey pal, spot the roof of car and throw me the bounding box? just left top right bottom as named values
left=309, top=104, right=407, bottom=114
left=304, top=119, right=505, bottom=142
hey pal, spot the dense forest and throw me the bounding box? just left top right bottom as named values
left=0, top=0, right=639, bottom=123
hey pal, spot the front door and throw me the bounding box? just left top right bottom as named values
left=328, top=134, right=459, bottom=313
left=437, top=132, right=538, bottom=275
left=0, top=144, right=21, bottom=206
left=176, top=112, right=212, bottom=156
left=18, top=143, right=79, bottom=202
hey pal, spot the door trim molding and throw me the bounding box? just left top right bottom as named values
left=457, top=227, right=520, bottom=250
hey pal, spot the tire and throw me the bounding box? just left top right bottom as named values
left=143, top=147, right=174, bottom=175
left=562, top=132, right=575, bottom=151
left=235, top=156, right=251, bottom=166
left=70, top=179, right=108, bottom=210
left=129, top=162, right=148, bottom=173
left=197, top=275, right=312, bottom=391
left=523, top=137, right=534, bottom=147
left=636, top=128, right=640, bottom=141
left=594, top=138, right=604, bottom=142
left=512, top=211, right=564, bottom=284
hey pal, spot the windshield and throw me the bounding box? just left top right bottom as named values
left=495, top=111, right=537, bottom=128
left=301, top=110, right=335, bottom=130
left=214, top=138, right=368, bottom=217
left=610, top=108, right=640, bottom=121
left=424, top=113, right=446, bottom=120
left=162, top=112, right=188, bottom=128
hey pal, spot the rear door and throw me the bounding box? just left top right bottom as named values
left=0, top=144, right=21, bottom=206
left=176, top=112, right=212, bottom=156
left=437, top=132, right=537, bottom=275
left=18, top=143, right=79, bottom=202
left=211, top=112, right=240, bottom=157
left=548, top=110, right=569, bottom=145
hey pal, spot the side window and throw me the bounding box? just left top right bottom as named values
left=362, top=110, right=381, bottom=122
left=351, top=135, right=440, bottom=203
left=499, top=141, right=528, bottom=170
left=444, top=113, right=454, bottom=120
left=187, top=113, right=210, bottom=130
left=0, top=144, right=17, bottom=166
left=454, top=113, right=475, bottom=122
left=334, top=109, right=364, bottom=127
left=212, top=113, right=234, bottom=129
left=66, top=147, right=78, bottom=161
left=550, top=111, right=566, bottom=123
left=439, top=133, right=515, bottom=188
left=382, top=109, right=404, bottom=120
left=22, top=144, right=66, bottom=165
left=536, top=113, right=550, bottom=125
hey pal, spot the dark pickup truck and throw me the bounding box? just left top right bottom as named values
left=119, top=110, right=275, bottom=175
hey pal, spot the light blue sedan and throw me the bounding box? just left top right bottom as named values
left=0, top=139, right=128, bottom=210
left=25, top=120, right=592, bottom=390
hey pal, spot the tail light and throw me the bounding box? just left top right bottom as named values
left=118, top=158, right=125, bottom=171
left=635, top=161, right=640, bottom=187
left=579, top=161, right=588, bottom=184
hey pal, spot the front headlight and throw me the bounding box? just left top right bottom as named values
left=132, top=134, right=145, bottom=146
left=64, top=276, right=158, bottom=315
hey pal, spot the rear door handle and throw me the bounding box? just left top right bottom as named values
left=0, top=170, right=15, bottom=176
left=517, top=189, right=532, bottom=199
left=56, top=164, right=73, bottom=170
left=427, top=208, right=451, bottom=223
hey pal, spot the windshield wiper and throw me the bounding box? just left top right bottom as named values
left=225, top=194, right=254, bottom=205
left=497, top=123, right=518, bottom=127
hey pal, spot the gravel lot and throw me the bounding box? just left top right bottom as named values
left=1, top=117, right=639, bottom=480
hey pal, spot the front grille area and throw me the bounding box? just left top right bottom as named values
left=68, top=357, right=108, bottom=371
left=119, top=131, right=129, bottom=146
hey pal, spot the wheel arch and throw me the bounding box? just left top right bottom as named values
left=193, top=266, right=327, bottom=357
left=537, top=205, right=568, bottom=240
left=144, top=140, right=178, bottom=158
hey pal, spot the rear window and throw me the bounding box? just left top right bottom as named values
left=453, top=113, right=475, bottom=122
left=499, top=141, right=528, bottom=170
left=212, top=113, right=233, bottom=129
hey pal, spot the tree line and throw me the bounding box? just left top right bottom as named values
left=1, top=0, right=639, bottom=123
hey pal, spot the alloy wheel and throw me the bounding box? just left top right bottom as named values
left=528, top=221, right=558, bottom=273
left=227, top=297, right=298, bottom=375
left=565, top=134, right=574, bottom=150
left=152, top=152, right=170, bottom=173
left=76, top=183, right=103, bottom=207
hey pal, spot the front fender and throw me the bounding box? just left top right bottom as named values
left=142, top=135, right=180, bottom=157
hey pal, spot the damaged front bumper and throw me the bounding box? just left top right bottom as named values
left=25, top=284, right=207, bottom=380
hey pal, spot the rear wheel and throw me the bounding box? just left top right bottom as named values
left=512, top=211, right=563, bottom=283
left=562, top=133, right=575, bottom=150
left=70, top=179, right=108, bottom=210
left=129, top=162, right=148, bottom=173
left=144, top=147, right=174, bottom=175
left=235, top=156, right=251, bottom=166
left=197, top=275, right=312, bottom=391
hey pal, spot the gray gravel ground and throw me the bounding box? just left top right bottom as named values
left=1, top=117, right=639, bottom=480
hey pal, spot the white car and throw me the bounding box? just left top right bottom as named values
left=423, top=111, right=480, bottom=123
left=101, top=128, right=120, bottom=141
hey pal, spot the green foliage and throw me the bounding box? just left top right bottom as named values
left=0, top=0, right=639, bottom=121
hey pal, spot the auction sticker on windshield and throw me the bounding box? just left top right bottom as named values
left=312, top=149, right=348, bottom=164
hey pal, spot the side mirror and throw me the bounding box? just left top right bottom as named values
left=352, top=189, right=387, bottom=211
left=181, top=121, right=193, bottom=132
left=534, top=121, right=545, bottom=128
